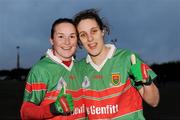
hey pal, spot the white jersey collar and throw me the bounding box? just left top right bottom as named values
left=86, top=44, right=116, bottom=72
left=46, top=49, right=74, bottom=71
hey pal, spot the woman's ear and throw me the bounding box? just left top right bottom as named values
left=102, top=29, right=105, bottom=36
left=50, top=38, right=54, bottom=45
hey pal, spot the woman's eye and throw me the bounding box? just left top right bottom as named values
left=92, top=29, right=97, bottom=34
left=58, top=36, right=64, bottom=38
left=70, top=35, right=76, bottom=39
left=80, top=33, right=86, bottom=38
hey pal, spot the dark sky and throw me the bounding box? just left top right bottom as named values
left=0, top=0, right=180, bottom=70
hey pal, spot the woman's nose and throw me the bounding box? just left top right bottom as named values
left=87, top=34, right=93, bottom=42
left=64, top=37, right=70, bottom=44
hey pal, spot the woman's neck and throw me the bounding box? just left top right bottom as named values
left=91, top=46, right=110, bottom=66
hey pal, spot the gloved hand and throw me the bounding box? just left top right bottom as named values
left=50, top=86, right=74, bottom=116
left=130, top=54, right=152, bottom=85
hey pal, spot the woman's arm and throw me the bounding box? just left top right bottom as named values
left=20, top=101, right=54, bottom=120
left=138, top=82, right=160, bottom=107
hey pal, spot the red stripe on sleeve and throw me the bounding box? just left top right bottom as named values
left=25, top=82, right=47, bottom=93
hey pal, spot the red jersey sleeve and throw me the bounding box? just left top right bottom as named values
left=20, top=101, right=54, bottom=120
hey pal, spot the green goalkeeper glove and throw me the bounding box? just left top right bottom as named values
left=130, top=54, right=152, bottom=85
left=50, top=86, right=74, bottom=116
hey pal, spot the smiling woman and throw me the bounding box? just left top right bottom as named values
left=20, top=18, right=86, bottom=120
left=74, top=8, right=160, bottom=120
left=50, top=20, right=77, bottom=61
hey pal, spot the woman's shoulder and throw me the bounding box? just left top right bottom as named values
left=115, top=48, right=135, bottom=57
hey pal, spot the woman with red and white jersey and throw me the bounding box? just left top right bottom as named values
left=74, top=8, right=160, bottom=120
left=20, top=18, right=86, bottom=120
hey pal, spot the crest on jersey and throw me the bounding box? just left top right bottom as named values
left=111, top=73, right=120, bottom=86
left=82, top=76, right=90, bottom=88
left=57, top=77, right=67, bottom=90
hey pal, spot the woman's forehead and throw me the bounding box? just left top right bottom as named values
left=77, top=19, right=99, bottom=31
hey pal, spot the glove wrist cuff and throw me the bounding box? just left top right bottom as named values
left=143, top=81, right=152, bottom=86
left=50, top=102, right=61, bottom=115
left=142, top=77, right=157, bottom=86
left=50, top=102, right=73, bottom=116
